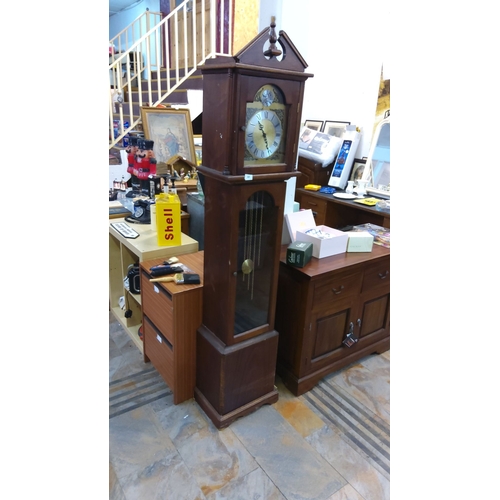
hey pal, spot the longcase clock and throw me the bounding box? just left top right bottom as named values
left=195, top=19, right=313, bottom=429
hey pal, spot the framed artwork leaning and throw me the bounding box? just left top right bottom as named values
left=304, top=120, right=323, bottom=131
left=140, top=107, right=196, bottom=166
left=323, top=120, right=351, bottom=138
left=349, top=158, right=367, bottom=182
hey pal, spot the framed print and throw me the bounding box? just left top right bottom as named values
left=349, top=158, right=367, bottom=182
left=140, top=107, right=196, bottom=165
left=323, top=120, right=351, bottom=138
left=304, top=120, right=323, bottom=131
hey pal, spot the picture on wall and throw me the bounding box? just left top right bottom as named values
left=304, top=120, right=323, bottom=131
left=140, top=107, right=196, bottom=166
left=322, top=120, right=351, bottom=138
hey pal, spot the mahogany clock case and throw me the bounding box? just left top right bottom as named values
left=194, top=24, right=312, bottom=429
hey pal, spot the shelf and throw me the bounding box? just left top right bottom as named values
left=110, top=306, right=143, bottom=352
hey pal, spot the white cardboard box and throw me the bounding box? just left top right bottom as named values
left=285, top=209, right=348, bottom=259
left=346, top=231, right=374, bottom=252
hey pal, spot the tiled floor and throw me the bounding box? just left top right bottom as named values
left=109, top=313, right=390, bottom=500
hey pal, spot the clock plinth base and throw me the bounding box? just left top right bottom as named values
left=195, top=324, right=279, bottom=429
left=194, top=386, right=278, bottom=430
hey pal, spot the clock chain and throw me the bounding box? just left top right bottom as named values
left=257, top=191, right=264, bottom=268
left=249, top=197, right=255, bottom=298
left=243, top=200, right=249, bottom=284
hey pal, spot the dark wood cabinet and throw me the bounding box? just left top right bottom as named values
left=275, top=245, right=390, bottom=396
left=295, top=155, right=334, bottom=189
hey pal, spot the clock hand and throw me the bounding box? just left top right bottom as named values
left=258, top=121, right=270, bottom=151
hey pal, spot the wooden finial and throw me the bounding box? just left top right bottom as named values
left=263, top=16, right=282, bottom=58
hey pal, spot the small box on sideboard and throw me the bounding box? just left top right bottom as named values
left=285, top=209, right=348, bottom=259
left=286, top=241, right=313, bottom=268
left=346, top=231, right=374, bottom=252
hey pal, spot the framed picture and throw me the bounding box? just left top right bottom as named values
left=140, top=107, right=196, bottom=165
left=349, top=158, right=367, bottom=182
left=323, top=120, right=351, bottom=138
left=304, top=120, right=323, bottom=131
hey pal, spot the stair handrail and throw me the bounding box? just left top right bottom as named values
left=109, top=10, right=162, bottom=56
left=109, top=0, right=233, bottom=149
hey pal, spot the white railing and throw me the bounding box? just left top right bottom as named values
left=109, top=0, right=233, bottom=149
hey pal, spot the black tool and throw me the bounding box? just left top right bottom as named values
left=149, top=265, right=184, bottom=277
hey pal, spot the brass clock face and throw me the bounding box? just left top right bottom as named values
left=244, top=84, right=287, bottom=165
left=245, top=110, right=283, bottom=159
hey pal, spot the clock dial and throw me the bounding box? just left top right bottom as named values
left=245, top=110, right=283, bottom=159
left=244, top=84, right=287, bottom=165
left=261, top=89, right=274, bottom=107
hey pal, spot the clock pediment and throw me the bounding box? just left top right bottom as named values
left=234, top=27, right=309, bottom=74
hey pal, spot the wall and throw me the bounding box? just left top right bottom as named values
left=109, top=0, right=160, bottom=41
left=261, top=0, right=389, bottom=159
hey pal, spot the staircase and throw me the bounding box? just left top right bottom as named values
left=109, top=0, right=233, bottom=149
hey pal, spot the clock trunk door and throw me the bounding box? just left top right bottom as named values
left=233, top=189, right=279, bottom=338
left=201, top=177, right=286, bottom=346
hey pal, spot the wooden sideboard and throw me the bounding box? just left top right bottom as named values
left=275, top=244, right=390, bottom=396
left=295, top=187, right=390, bottom=229
left=140, top=251, right=204, bottom=404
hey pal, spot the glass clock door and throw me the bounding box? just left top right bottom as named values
left=234, top=190, right=278, bottom=336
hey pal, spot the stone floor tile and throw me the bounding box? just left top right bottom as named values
left=307, top=426, right=390, bottom=500
left=109, top=405, right=177, bottom=480
left=155, top=399, right=258, bottom=497
left=325, top=360, right=390, bottom=423
left=118, top=454, right=205, bottom=500
left=205, top=467, right=286, bottom=500
left=274, top=397, right=326, bottom=438
left=231, top=405, right=346, bottom=500
left=326, top=484, right=365, bottom=500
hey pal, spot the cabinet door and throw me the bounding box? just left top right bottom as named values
left=306, top=297, right=357, bottom=375
left=358, top=257, right=390, bottom=339
left=358, top=292, right=390, bottom=339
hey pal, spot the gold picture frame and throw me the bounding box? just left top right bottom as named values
left=140, top=107, right=196, bottom=166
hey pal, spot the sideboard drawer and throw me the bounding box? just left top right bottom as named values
left=312, top=270, right=362, bottom=312
left=141, top=271, right=174, bottom=345
left=299, top=194, right=327, bottom=225
left=361, top=257, right=390, bottom=293
left=143, top=316, right=174, bottom=390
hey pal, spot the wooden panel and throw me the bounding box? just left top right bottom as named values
left=312, top=310, right=349, bottom=359
left=143, top=316, right=174, bottom=390
left=360, top=294, right=390, bottom=338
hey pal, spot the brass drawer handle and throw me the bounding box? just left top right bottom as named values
left=378, top=271, right=389, bottom=279
left=332, top=285, right=344, bottom=294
